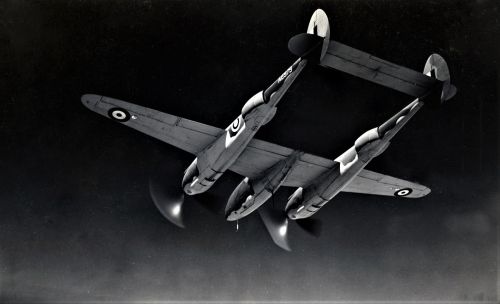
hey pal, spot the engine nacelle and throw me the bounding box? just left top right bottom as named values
left=241, top=91, right=265, bottom=118
left=354, top=128, right=380, bottom=150
left=353, top=127, right=391, bottom=161
left=182, top=158, right=200, bottom=195
left=286, top=184, right=334, bottom=220
left=226, top=151, right=302, bottom=221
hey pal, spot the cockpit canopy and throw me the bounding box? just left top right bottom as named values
left=241, top=91, right=265, bottom=118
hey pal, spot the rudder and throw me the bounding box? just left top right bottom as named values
left=423, top=54, right=457, bottom=103
left=288, top=9, right=330, bottom=62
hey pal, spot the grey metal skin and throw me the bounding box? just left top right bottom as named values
left=183, top=9, right=330, bottom=196
left=182, top=58, right=308, bottom=195
left=225, top=151, right=303, bottom=221
left=224, top=52, right=450, bottom=222
left=286, top=99, right=423, bottom=220
left=284, top=53, right=454, bottom=221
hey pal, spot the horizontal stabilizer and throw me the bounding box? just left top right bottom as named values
left=320, top=40, right=442, bottom=98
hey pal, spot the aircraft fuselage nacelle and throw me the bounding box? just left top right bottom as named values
left=225, top=151, right=302, bottom=221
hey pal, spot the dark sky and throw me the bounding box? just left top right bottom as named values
left=0, top=0, right=498, bottom=302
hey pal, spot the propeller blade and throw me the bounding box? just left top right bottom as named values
left=149, top=177, right=185, bottom=228
left=258, top=207, right=291, bottom=251
left=296, top=218, right=322, bottom=237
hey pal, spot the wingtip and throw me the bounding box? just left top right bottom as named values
left=411, top=187, right=431, bottom=198
left=81, top=94, right=101, bottom=109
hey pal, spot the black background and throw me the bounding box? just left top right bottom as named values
left=0, top=0, right=498, bottom=302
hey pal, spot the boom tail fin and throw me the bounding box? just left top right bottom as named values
left=423, top=54, right=457, bottom=103
left=288, top=9, right=330, bottom=62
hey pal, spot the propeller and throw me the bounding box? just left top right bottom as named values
left=149, top=167, right=222, bottom=228
left=149, top=176, right=185, bottom=228
left=258, top=205, right=323, bottom=251
left=258, top=207, right=290, bottom=251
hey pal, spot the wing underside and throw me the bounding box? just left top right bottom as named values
left=82, top=94, right=430, bottom=198
left=342, top=168, right=430, bottom=198
left=82, top=94, right=222, bottom=155
left=229, top=138, right=335, bottom=187
left=230, top=140, right=430, bottom=197
left=81, top=94, right=333, bottom=185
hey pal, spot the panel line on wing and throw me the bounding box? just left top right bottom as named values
left=325, top=49, right=427, bottom=90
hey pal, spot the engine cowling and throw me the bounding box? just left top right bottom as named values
left=354, top=127, right=380, bottom=150
left=241, top=91, right=265, bottom=118
left=286, top=184, right=332, bottom=220
left=225, top=151, right=302, bottom=221
left=182, top=159, right=199, bottom=195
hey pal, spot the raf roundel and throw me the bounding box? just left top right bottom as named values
left=229, top=116, right=242, bottom=137
left=395, top=188, right=412, bottom=197
left=108, top=107, right=131, bottom=122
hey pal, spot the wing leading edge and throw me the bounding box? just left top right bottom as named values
left=82, top=94, right=430, bottom=199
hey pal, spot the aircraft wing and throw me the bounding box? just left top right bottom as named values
left=230, top=140, right=430, bottom=197
left=229, top=138, right=335, bottom=187
left=82, top=94, right=430, bottom=198
left=342, top=168, right=430, bottom=198
left=320, top=40, right=441, bottom=98
left=81, top=94, right=333, bottom=184
left=81, top=94, right=223, bottom=155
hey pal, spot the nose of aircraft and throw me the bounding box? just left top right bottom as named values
left=225, top=194, right=257, bottom=221
left=225, top=177, right=254, bottom=221
left=225, top=194, right=240, bottom=221
left=226, top=211, right=238, bottom=221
